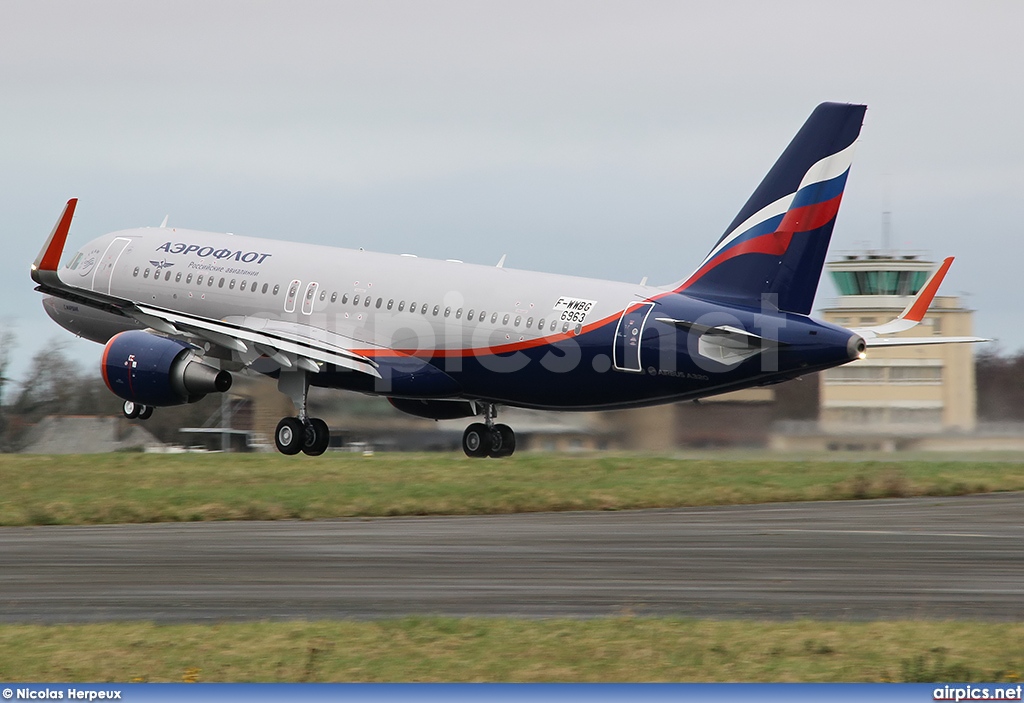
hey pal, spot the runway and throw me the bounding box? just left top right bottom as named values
left=1, top=493, right=1021, bottom=623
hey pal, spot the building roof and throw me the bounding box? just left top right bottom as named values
left=19, top=416, right=164, bottom=454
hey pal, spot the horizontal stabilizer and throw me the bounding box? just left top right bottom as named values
left=865, top=336, right=988, bottom=348
left=852, top=257, right=988, bottom=348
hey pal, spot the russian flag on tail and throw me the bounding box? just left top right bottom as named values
left=672, top=102, right=867, bottom=315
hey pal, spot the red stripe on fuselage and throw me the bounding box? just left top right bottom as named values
left=349, top=301, right=650, bottom=361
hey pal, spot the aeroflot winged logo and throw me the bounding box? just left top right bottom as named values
left=155, top=242, right=273, bottom=264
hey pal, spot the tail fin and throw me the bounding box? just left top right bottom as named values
left=672, top=102, right=867, bottom=314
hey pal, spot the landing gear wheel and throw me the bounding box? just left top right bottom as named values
left=489, top=423, right=516, bottom=458
left=275, top=416, right=304, bottom=455
left=302, top=417, right=331, bottom=457
left=122, top=400, right=140, bottom=419
left=138, top=405, right=154, bottom=420
left=462, top=422, right=492, bottom=458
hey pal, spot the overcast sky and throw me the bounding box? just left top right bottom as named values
left=2, top=1, right=1022, bottom=383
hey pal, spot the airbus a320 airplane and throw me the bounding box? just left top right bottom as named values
left=31, top=102, right=983, bottom=457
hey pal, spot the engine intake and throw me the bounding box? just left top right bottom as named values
left=102, top=330, right=232, bottom=406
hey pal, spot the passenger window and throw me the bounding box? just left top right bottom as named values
left=175, top=272, right=182, bottom=283
left=241, top=280, right=247, bottom=291
left=491, top=313, right=498, bottom=324
left=502, top=314, right=510, bottom=325
left=478, top=310, right=485, bottom=322
left=444, top=306, right=451, bottom=318
left=398, top=301, right=405, bottom=311
left=422, top=304, right=429, bottom=314
left=353, top=295, right=360, bottom=306
left=273, top=284, right=280, bottom=295
left=165, top=270, right=172, bottom=281
left=514, top=316, right=521, bottom=327
left=467, top=309, right=474, bottom=321
left=538, top=318, right=544, bottom=330
left=527, top=317, right=533, bottom=328
left=262, top=283, right=268, bottom=294
left=387, top=299, right=394, bottom=310
left=143, top=268, right=150, bottom=279
left=186, top=274, right=193, bottom=284
left=550, top=320, right=557, bottom=331
left=456, top=308, right=463, bottom=319
left=364, top=296, right=372, bottom=307
left=432, top=305, right=439, bottom=316
left=197, top=275, right=204, bottom=285
left=217, top=277, right=223, bottom=287
left=133, top=267, right=139, bottom=277
left=562, top=322, right=570, bottom=333
left=229, top=279, right=236, bottom=289
left=320, top=290, right=326, bottom=302
left=341, top=294, right=348, bottom=304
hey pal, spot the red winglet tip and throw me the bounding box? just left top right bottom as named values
left=37, top=199, right=78, bottom=272
left=905, top=257, right=954, bottom=322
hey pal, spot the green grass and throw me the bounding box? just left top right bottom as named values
left=2, top=453, right=1023, bottom=526
left=0, top=618, right=1021, bottom=682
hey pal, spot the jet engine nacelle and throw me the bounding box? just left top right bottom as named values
left=102, top=330, right=232, bottom=406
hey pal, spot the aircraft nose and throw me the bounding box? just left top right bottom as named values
left=847, top=333, right=866, bottom=360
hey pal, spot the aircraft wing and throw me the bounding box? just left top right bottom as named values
left=31, top=199, right=381, bottom=378
left=849, top=257, right=988, bottom=348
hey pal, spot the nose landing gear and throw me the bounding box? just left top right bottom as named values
left=462, top=404, right=515, bottom=458
left=122, top=400, right=154, bottom=420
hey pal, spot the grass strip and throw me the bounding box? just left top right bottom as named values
left=1, top=618, right=1021, bottom=682
left=2, top=453, right=1023, bottom=526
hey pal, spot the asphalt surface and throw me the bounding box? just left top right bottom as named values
left=1, top=493, right=1022, bottom=623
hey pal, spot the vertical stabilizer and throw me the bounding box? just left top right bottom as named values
left=672, top=102, right=866, bottom=314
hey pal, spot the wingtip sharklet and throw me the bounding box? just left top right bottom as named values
left=901, top=255, right=953, bottom=322
left=32, top=198, right=78, bottom=279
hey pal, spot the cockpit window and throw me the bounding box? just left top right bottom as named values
left=67, top=252, right=84, bottom=270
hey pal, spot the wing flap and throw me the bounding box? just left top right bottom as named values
left=134, top=304, right=381, bottom=377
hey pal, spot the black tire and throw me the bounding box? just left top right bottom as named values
left=462, top=423, right=492, bottom=458
left=122, top=400, right=140, bottom=419
left=138, top=405, right=154, bottom=420
left=490, top=423, right=516, bottom=457
left=302, top=417, right=331, bottom=457
left=275, top=416, right=304, bottom=455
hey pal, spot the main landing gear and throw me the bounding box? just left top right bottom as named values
left=275, top=371, right=331, bottom=456
left=462, top=403, right=516, bottom=458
